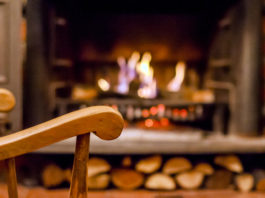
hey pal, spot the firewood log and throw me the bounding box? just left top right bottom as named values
left=145, top=173, right=176, bottom=190
left=87, top=174, right=110, bottom=189
left=41, top=164, right=65, bottom=188
left=122, top=156, right=132, bottom=168
left=253, top=169, right=265, bottom=191
left=176, top=170, right=204, bottom=190
left=111, top=169, right=144, bottom=190
left=136, top=155, right=162, bottom=174
left=163, top=157, right=192, bottom=174
left=194, top=163, right=214, bottom=175
left=256, top=179, right=265, bottom=191
left=235, top=173, right=254, bottom=192
left=205, top=169, right=233, bottom=189
left=64, top=168, right=72, bottom=183
left=87, top=157, right=111, bottom=177
left=214, top=155, right=243, bottom=173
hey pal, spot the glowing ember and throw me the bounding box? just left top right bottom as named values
left=150, top=106, right=158, bottom=116
left=142, top=109, right=150, bottom=118
left=145, top=119, right=154, bottom=127
left=98, top=78, right=110, bottom=91
left=160, top=118, right=169, bottom=126
left=180, top=109, right=188, bottom=118
left=137, top=52, right=157, bottom=99
left=116, top=51, right=140, bottom=94
left=167, top=61, right=186, bottom=92
left=111, top=105, right=118, bottom=111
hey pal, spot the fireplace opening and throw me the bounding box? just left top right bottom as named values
left=26, top=0, right=242, bottom=135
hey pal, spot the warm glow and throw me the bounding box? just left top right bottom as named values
left=160, top=118, right=169, bottom=126
left=145, top=119, right=154, bottom=127
left=142, top=109, right=150, bottom=118
left=98, top=78, right=110, bottom=91
left=128, top=51, right=140, bottom=81
left=137, top=80, right=157, bottom=99
left=137, top=52, right=157, bottom=99
left=111, top=105, right=118, bottom=111
left=136, top=52, right=153, bottom=82
left=150, top=106, right=158, bottom=115
left=180, top=109, right=188, bottom=118
left=167, top=61, right=186, bottom=92
left=116, top=51, right=140, bottom=94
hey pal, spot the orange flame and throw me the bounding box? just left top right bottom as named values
left=137, top=52, right=157, bottom=98
left=98, top=78, right=110, bottom=91
left=167, top=61, right=186, bottom=92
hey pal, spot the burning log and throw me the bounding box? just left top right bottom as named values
left=205, top=169, right=233, bottom=189
left=162, top=157, right=192, bottom=174
left=194, top=163, right=214, bottom=175
left=135, top=155, right=162, bottom=174
left=87, top=174, right=110, bottom=189
left=235, top=173, right=254, bottom=192
left=111, top=169, right=144, bottom=190
left=176, top=170, right=204, bottom=190
left=214, top=155, right=243, bottom=173
left=41, top=164, right=66, bottom=188
left=253, top=169, right=265, bottom=191
left=87, top=157, right=111, bottom=177
left=145, top=173, right=176, bottom=190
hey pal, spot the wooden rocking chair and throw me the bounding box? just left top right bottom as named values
left=0, top=88, right=124, bottom=198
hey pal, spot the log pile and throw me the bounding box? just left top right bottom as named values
left=41, top=155, right=265, bottom=192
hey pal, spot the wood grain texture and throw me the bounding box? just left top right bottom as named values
left=0, top=106, right=124, bottom=160
left=4, top=158, right=18, bottom=198
left=0, top=88, right=16, bottom=113
left=69, top=134, right=90, bottom=198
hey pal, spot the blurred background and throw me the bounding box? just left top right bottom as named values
left=1, top=0, right=265, bottom=196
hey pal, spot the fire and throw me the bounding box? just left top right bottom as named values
left=167, top=61, right=186, bottom=92
left=116, top=51, right=140, bottom=94
left=98, top=78, right=110, bottom=91
left=137, top=52, right=157, bottom=99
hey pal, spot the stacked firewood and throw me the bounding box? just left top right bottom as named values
left=41, top=155, right=265, bottom=192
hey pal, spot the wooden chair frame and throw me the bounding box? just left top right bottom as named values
left=0, top=89, right=124, bottom=198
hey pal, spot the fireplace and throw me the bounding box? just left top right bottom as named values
left=23, top=0, right=262, bottom=153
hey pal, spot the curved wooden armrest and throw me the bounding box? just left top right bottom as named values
left=0, top=88, right=16, bottom=112
left=0, top=106, right=124, bottom=160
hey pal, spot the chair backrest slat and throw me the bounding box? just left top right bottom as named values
left=69, top=134, right=90, bottom=198
left=5, top=158, right=18, bottom=198
left=0, top=88, right=124, bottom=198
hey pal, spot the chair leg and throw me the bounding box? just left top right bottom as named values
left=5, top=158, right=18, bottom=198
left=69, top=133, right=90, bottom=198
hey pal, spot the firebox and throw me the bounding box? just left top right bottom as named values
left=24, top=0, right=262, bottom=153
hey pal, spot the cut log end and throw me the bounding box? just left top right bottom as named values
left=176, top=170, right=204, bottom=190
left=235, top=173, right=254, bottom=192
left=163, top=157, right=192, bottom=175
left=194, top=163, right=214, bottom=175
left=87, top=174, right=110, bottom=189
left=145, top=173, right=176, bottom=190
left=42, top=164, right=65, bottom=188
left=214, top=155, right=243, bottom=173
left=111, top=169, right=144, bottom=190
left=136, top=155, right=162, bottom=174
left=205, top=169, right=233, bottom=189
left=87, top=157, right=111, bottom=177
left=122, top=156, right=132, bottom=168
left=256, top=179, right=265, bottom=191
